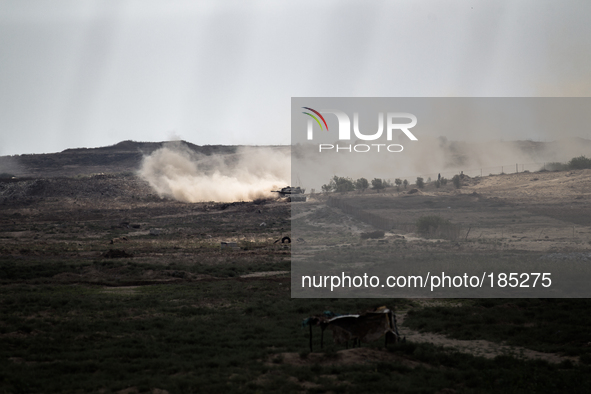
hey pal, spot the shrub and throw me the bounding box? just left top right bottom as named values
left=440, top=177, right=448, bottom=186
left=417, top=216, right=450, bottom=235
left=416, top=215, right=460, bottom=240
left=403, top=179, right=408, bottom=189
left=568, top=155, right=591, bottom=170
left=416, top=177, right=424, bottom=189
left=541, top=157, right=591, bottom=172
left=452, top=175, right=461, bottom=189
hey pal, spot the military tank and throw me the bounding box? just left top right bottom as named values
left=271, top=186, right=306, bottom=202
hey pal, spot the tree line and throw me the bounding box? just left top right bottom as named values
left=321, top=174, right=460, bottom=193
left=321, top=176, right=410, bottom=193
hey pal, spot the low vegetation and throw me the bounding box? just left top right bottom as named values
left=544, top=155, right=591, bottom=172
left=2, top=278, right=591, bottom=393
left=404, top=298, right=591, bottom=363
left=416, top=215, right=460, bottom=240
left=568, top=155, right=591, bottom=170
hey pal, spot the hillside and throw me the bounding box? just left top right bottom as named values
left=0, top=140, right=287, bottom=178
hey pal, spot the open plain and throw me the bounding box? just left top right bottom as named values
left=1, top=142, right=591, bottom=393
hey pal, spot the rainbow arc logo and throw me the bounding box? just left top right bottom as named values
left=301, top=107, right=328, bottom=131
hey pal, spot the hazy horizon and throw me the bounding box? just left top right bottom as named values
left=2, top=1, right=591, bottom=156
left=2, top=135, right=591, bottom=157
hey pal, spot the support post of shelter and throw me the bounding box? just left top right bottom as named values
left=309, top=324, right=313, bottom=352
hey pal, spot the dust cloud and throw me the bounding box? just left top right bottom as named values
left=139, top=143, right=290, bottom=202
left=293, top=137, right=591, bottom=191
left=139, top=136, right=589, bottom=201
left=0, top=156, right=24, bottom=177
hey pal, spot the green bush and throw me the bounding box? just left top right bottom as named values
left=416, top=215, right=460, bottom=240
left=542, top=156, right=591, bottom=172
left=417, top=216, right=449, bottom=234
left=568, top=155, right=591, bottom=170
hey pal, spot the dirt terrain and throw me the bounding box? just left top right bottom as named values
left=302, top=169, right=591, bottom=252
left=1, top=143, right=591, bottom=392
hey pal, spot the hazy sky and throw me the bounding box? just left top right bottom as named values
left=1, top=0, right=590, bottom=155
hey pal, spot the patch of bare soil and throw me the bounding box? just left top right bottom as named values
left=254, top=371, right=326, bottom=390
left=470, top=169, right=591, bottom=226
left=268, top=347, right=428, bottom=368
left=397, top=301, right=579, bottom=365
left=254, top=371, right=349, bottom=391
left=240, top=270, right=290, bottom=278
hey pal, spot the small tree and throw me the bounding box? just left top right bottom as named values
left=332, top=176, right=355, bottom=193
left=394, top=178, right=402, bottom=191
left=427, top=177, right=431, bottom=183
left=371, top=178, right=385, bottom=192
left=452, top=174, right=461, bottom=189
left=403, top=179, right=408, bottom=189
left=416, top=177, right=424, bottom=189
left=440, top=177, right=448, bottom=186
left=355, top=177, right=369, bottom=192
